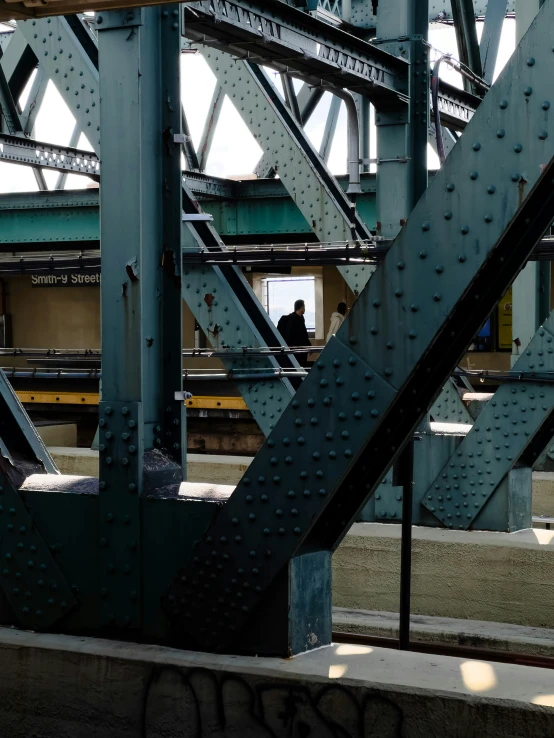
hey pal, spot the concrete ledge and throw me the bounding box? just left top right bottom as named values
left=532, top=472, right=554, bottom=517
left=48, top=449, right=554, bottom=518
left=48, top=447, right=253, bottom=486
left=1, top=628, right=554, bottom=737
left=334, top=524, right=554, bottom=629
left=333, top=608, right=554, bottom=657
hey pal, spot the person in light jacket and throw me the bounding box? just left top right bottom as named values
left=326, top=302, right=347, bottom=343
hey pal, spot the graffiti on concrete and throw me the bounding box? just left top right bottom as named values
left=142, top=667, right=404, bottom=737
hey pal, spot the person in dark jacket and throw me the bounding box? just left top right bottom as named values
left=278, top=299, right=311, bottom=368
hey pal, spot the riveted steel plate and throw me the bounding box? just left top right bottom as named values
left=431, top=379, right=473, bottom=424
left=165, top=335, right=396, bottom=648
left=98, top=401, right=143, bottom=628
left=0, top=471, right=76, bottom=629
left=19, top=17, right=100, bottom=153
left=424, top=314, right=554, bottom=529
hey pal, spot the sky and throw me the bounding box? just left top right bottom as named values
left=0, top=17, right=516, bottom=193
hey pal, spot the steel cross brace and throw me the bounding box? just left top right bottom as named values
left=0, top=371, right=76, bottom=629
left=423, top=311, right=554, bottom=530
left=199, top=48, right=374, bottom=293
left=164, top=1, right=554, bottom=654
left=181, top=192, right=297, bottom=433
left=14, top=13, right=297, bottom=436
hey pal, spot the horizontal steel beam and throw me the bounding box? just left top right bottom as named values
left=183, top=0, right=478, bottom=128
left=2, top=235, right=554, bottom=272
left=0, top=174, right=377, bottom=243
left=436, top=79, right=480, bottom=132
left=0, top=132, right=100, bottom=180
left=184, top=0, right=409, bottom=106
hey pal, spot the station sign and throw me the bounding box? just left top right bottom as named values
left=31, top=273, right=101, bottom=288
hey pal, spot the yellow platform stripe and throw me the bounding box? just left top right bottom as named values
left=16, top=391, right=248, bottom=411
left=17, top=391, right=99, bottom=405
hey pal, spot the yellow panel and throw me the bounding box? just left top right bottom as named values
left=497, top=287, right=513, bottom=351
left=185, top=396, right=247, bottom=411
left=16, top=391, right=247, bottom=411
left=17, top=391, right=100, bottom=405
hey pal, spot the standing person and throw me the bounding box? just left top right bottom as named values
left=278, top=299, right=311, bottom=368
left=326, top=302, right=347, bottom=343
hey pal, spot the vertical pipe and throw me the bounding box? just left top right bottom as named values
left=539, top=262, right=551, bottom=325
left=397, top=438, right=414, bottom=650
left=359, top=96, right=370, bottom=173
left=332, top=89, right=361, bottom=194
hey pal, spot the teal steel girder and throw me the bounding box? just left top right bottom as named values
left=18, top=17, right=100, bottom=149
left=423, top=311, right=554, bottom=530
left=430, top=379, right=474, bottom=423
left=185, top=0, right=409, bottom=105
left=97, top=5, right=185, bottom=629
left=0, top=191, right=98, bottom=244
left=0, top=370, right=76, bottom=630
left=0, top=176, right=377, bottom=244
left=164, top=1, right=554, bottom=652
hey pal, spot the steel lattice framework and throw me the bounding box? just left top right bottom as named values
left=0, top=0, right=550, bottom=660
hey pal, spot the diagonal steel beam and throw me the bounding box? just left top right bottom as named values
left=197, top=83, right=224, bottom=172
left=165, top=0, right=554, bottom=651
left=479, top=0, right=508, bottom=83
left=54, top=125, right=81, bottom=190
left=0, top=59, right=22, bottom=134
left=319, top=94, right=341, bottom=164
left=451, top=0, right=484, bottom=93
left=424, top=312, right=554, bottom=530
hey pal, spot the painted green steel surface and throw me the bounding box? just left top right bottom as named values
left=0, top=183, right=376, bottom=245
left=0, top=193, right=99, bottom=244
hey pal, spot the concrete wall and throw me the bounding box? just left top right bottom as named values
left=7, top=275, right=100, bottom=349
left=334, top=524, right=554, bottom=629
left=1, top=628, right=553, bottom=737
left=49, top=448, right=252, bottom=485
left=3, top=272, right=510, bottom=374
left=3, top=268, right=354, bottom=370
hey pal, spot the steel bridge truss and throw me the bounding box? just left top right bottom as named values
left=0, top=0, right=549, bottom=660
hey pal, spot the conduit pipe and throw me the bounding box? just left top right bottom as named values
left=331, top=89, right=362, bottom=194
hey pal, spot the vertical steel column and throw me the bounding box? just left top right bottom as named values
left=375, top=0, right=428, bottom=648
left=96, top=5, right=183, bottom=630
left=511, top=0, right=548, bottom=363
left=162, top=8, right=186, bottom=471
left=375, top=0, right=428, bottom=233
left=450, top=0, right=483, bottom=92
